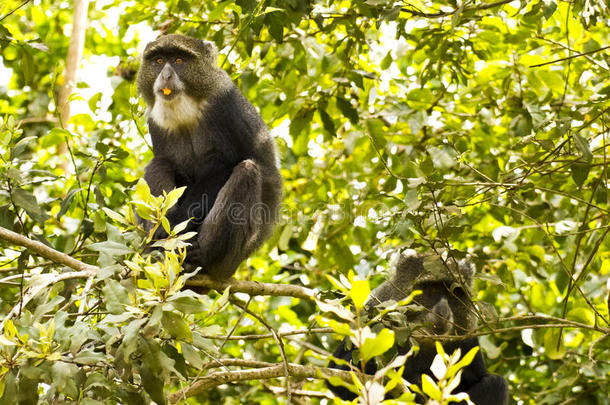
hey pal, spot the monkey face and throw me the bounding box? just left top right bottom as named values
left=152, top=61, right=185, bottom=100
left=137, top=34, right=221, bottom=105
left=409, top=281, right=470, bottom=336
left=370, top=254, right=477, bottom=337
left=136, top=34, right=234, bottom=132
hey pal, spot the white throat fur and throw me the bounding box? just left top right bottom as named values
left=149, top=94, right=204, bottom=133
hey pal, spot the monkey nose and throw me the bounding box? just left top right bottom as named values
left=433, top=298, right=452, bottom=320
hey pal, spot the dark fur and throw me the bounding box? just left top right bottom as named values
left=136, top=34, right=282, bottom=279
left=327, top=254, right=508, bottom=404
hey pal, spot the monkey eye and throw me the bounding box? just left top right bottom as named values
left=175, top=57, right=183, bottom=64
left=155, top=57, right=164, bottom=65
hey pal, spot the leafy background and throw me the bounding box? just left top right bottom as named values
left=0, top=0, right=609, bottom=403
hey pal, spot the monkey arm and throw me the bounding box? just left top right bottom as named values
left=188, top=159, right=269, bottom=279
left=453, top=339, right=508, bottom=405
left=465, top=374, right=509, bottom=405
left=143, top=156, right=177, bottom=196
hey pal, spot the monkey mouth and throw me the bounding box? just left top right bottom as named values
left=157, top=87, right=179, bottom=100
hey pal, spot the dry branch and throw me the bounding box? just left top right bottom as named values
left=58, top=0, right=89, bottom=125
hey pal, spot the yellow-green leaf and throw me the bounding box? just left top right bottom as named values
left=360, top=328, right=394, bottom=363
left=349, top=279, right=370, bottom=311
left=421, top=374, right=442, bottom=400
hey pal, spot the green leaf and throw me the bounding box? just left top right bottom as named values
left=11, top=188, right=49, bottom=223
left=141, top=367, right=166, bottom=405
left=13, top=136, right=37, bottom=157
left=380, top=51, right=393, bottom=70
left=168, top=291, right=207, bottom=313
left=161, top=311, right=193, bottom=341
left=349, top=279, right=370, bottom=311
left=181, top=342, right=204, bottom=368
left=88, top=92, right=103, bottom=113
left=450, top=346, right=479, bottom=378
left=421, top=374, right=442, bottom=400
left=316, top=299, right=355, bottom=323
left=102, top=207, right=128, bottom=224
left=102, top=279, right=131, bottom=315
left=57, top=188, right=82, bottom=219
left=41, top=128, right=69, bottom=148
left=360, top=328, right=394, bottom=363
left=406, top=88, right=434, bottom=110
left=290, top=109, right=314, bottom=138
left=573, top=133, right=593, bottom=161
left=570, top=162, right=590, bottom=186
left=74, top=349, right=106, bottom=365
left=0, top=372, right=17, bottom=405
left=267, top=12, right=285, bottom=42
left=427, top=145, right=457, bottom=169
left=21, top=47, right=34, bottom=85
left=87, top=241, right=133, bottom=256
left=135, top=179, right=153, bottom=202
left=164, top=186, right=186, bottom=210
left=336, top=97, right=359, bottom=125
left=510, top=114, right=532, bottom=137
left=84, top=372, right=111, bottom=391
left=51, top=362, right=79, bottom=399
left=543, top=329, right=566, bottom=360
left=319, top=108, right=336, bottom=136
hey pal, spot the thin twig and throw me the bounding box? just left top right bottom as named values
left=529, top=45, right=610, bottom=68
left=230, top=297, right=292, bottom=403
left=0, top=0, right=30, bottom=23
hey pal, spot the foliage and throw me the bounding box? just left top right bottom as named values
left=1, top=0, right=610, bottom=404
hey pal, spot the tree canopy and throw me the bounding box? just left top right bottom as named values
left=0, top=0, right=609, bottom=403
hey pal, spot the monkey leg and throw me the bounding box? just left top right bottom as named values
left=188, top=159, right=266, bottom=279
left=465, top=374, right=508, bottom=405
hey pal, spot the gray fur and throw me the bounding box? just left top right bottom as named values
left=136, top=34, right=282, bottom=280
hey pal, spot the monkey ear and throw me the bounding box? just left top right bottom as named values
left=201, top=40, right=219, bottom=63
left=457, top=259, right=475, bottom=286
left=395, top=252, right=424, bottom=282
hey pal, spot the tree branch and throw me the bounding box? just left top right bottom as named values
left=0, top=226, right=97, bottom=273
left=401, top=0, right=513, bottom=18
left=168, top=363, right=360, bottom=403
left=0, top=226, right=98, bottom=329
left=185, top=275, right=318, bottom=301
left=199, top=327, right=334, bottom=341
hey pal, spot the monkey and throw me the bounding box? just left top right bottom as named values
left=327, top=253, right=509, bottom=405
left=135, top=34, right=282, bottom=280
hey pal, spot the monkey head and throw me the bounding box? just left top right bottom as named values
left=136, top=34, right=232, bottom=132
left=369, top=253, right=477, bottom=337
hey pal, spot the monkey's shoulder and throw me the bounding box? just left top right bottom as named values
left=202, top=86, right=267, bottom=135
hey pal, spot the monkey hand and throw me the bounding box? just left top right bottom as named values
left=185, top=241, right=204, bottom=265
